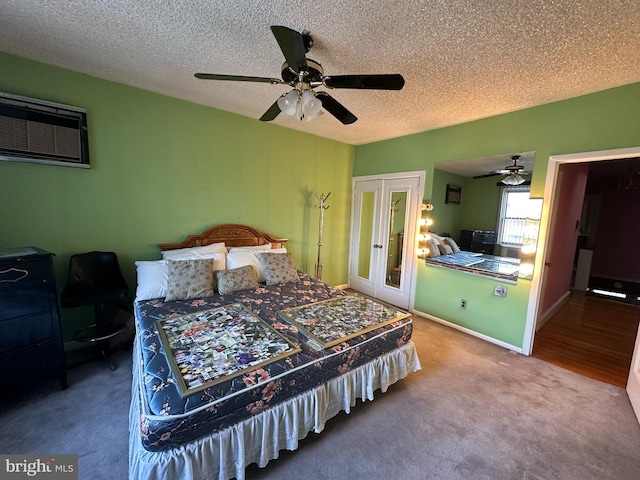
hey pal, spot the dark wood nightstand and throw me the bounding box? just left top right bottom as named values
left=0, top=247, right=68, bottom=389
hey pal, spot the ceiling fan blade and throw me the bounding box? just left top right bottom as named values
left=316, top=92, right=357, bottom=125
left=324, top=74, right=405, bottom=90
left=473, top=172, right=502, bottom=179
left=270, top=26, right=308, bottom=74
left=195, top=73, right=284, bottom=84
left=259, top=98, right=282, bottom=122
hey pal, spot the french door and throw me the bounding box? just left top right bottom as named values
left=349, top=173, right=423, bottom=309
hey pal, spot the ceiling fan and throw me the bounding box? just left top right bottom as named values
left=498, top=155, right=529, bottom=185
left=473, top=155, right=530, bottom=185
left=194, top=25, right=405, bottom=125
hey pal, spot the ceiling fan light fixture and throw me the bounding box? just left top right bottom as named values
left=501, top=172, right=526, bottom=185
left=277, top=89, right=299, bottom=117
left=301, top=90, right=322, bottom=119
left=277, top=88, right=323, bottom=121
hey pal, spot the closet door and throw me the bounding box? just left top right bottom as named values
left=349, top=180, right=382, bottom=298
left=349, top=175, right=421, bottom=309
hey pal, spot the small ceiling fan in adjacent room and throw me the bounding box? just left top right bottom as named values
left=473, top=155, right=531, bottom=185
left=194, top=25, right=405, bottom=125
left=498, top=155, right=530, bottom=185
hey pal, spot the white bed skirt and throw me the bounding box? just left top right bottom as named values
left=129, top=341, right=421, bottom=480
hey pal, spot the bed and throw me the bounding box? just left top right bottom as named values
left=128, top=224, right=421, bottom=480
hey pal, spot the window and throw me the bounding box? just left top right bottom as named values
left=497, top=186, right=530, bottom=245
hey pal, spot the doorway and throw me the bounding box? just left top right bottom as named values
left=525, top=146, right=640, bottom=421
left=348, top=172, right=424, bottom=309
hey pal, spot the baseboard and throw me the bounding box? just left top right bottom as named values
left=411, top=309, right=523, bottom=354
left=536, top=290, right=571, bottom=332
left=335, top=284, right=349, bottom=290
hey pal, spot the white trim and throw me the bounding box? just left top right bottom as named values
left=412, top=309, right=523, bottom=354
left=628, top=327, right=640, bottom=422
left=522, top=145, right=640, bottom=355
left=351, top=170, right=427, bottom=183
left=349, top=170, right=426, bottom=312
left=536, top=290, right=570, bottom=332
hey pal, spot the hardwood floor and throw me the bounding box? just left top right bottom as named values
left=533, top=291, right=640, bottom=388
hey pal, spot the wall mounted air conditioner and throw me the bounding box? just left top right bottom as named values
left=0, top=92, right=90, bottom=168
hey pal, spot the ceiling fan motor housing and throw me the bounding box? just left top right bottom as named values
left=281, top=58, right=324, bottom=84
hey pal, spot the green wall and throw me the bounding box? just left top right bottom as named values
left=430, top=169, right=464, bottom=238
left=430, top=170, right=500, bottom=242
left=354, top=81, right=640, bottom=349
left=3, top=50, right=640, bottom=351
left=0, top=52, right=354, bottom=339
left=458, top=175, right=501, bottom=234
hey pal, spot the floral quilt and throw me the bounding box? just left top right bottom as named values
left=134, top=273, right=413, bottom=451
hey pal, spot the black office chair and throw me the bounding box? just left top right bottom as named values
left=61, top=251, right=129, bottom=370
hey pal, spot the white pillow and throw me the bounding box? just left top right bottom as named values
left=162, top=242, right=226, bottom=260
left=135, top=252, right=226, bottom=301
left=135, top=260, right=168, bottom=301
left=227, top=248, right=286, bottom=283
left=227, top=243, right=272, bottom=253
left=430, top=233, right=444, bottom=244
left=207, top=251, right=227, bottom=272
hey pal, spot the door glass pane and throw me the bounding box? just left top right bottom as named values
left=385, top=191, right=407, bottom=288
left=357, top=191, right=375, bottom=279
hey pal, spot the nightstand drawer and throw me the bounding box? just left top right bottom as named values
left=0, top=261, right=51, bottom=321
left=0, top=312, right=54, bottom=353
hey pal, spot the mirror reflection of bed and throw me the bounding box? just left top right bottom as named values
left=428, top=151, right=536, bottom=282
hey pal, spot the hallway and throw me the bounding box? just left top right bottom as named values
left=533, top=292, right=640, bottom=388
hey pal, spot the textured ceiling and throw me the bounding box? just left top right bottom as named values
left=436, top=151, right=535, bottom=178
left=1, top=0, right=639, bottom=146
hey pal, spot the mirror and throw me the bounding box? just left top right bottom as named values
left=385, top=191, right=407, bottom=288
left=426, top=151, right=537, bottom=282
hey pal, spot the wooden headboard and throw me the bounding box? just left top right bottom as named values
left=157, top=224, right=288, bottom=251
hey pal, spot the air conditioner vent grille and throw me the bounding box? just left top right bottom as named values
left=0, top=93, right=89, bottom=168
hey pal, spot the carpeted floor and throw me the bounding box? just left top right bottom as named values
left=1, top=316, right=639, bottom=480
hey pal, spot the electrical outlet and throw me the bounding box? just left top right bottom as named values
left=460, top=299, right=467, bottom=309
left=494, top=285, right=508, bottom=297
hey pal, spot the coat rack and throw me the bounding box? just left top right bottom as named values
left=313, top=192, right=331, bottom=280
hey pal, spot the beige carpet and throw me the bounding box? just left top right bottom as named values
left=1, top=315, right=639, bottom=480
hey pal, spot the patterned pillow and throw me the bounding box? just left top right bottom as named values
left=437, top=243, right=454, bottom=255
left=443, top=237, right=461, bottom=253
left=216, top=265, right=258, bottom=295
left=427, top=238, right=441, bottom=258
left=165, top=258, right=214, bottom=301
left=257, top=252, right=299, bottom=285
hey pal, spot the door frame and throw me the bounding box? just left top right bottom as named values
left=348, top=170, right=426, bottom=311
left=523, top=145, right=640, bottom=355
left=524, top=145, right=640, bottom=422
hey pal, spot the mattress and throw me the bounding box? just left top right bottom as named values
left=425, top=251, right=520, bottom=282
left=133, top=273, right=415, bottom=452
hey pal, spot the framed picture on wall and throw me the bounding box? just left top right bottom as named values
left=445, top=184, right=462, bottom=204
